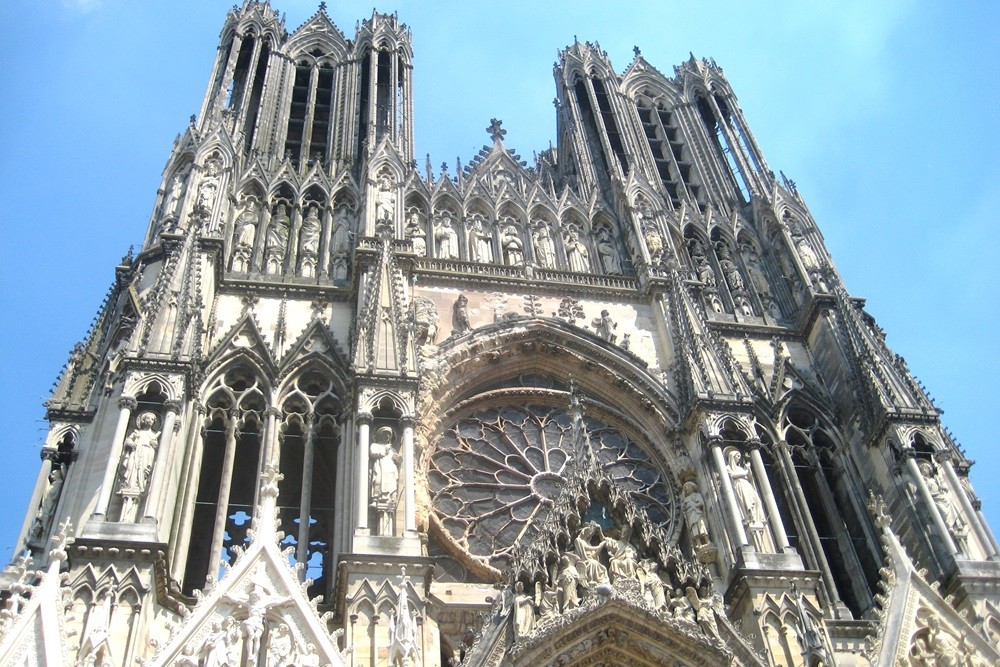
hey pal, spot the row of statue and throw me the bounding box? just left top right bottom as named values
left=507, top=521, right=723, bottom=641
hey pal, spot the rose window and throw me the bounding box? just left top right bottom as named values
left=429, top=402, right=678, bottom=572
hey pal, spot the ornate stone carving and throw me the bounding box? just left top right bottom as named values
left=532, top=221, right=556, bottom=268
left=405, top=209, right=426, bottom=256
left=919, top=459, right=970, bottom=551
left=298, top=205, right=321, bottom=278
left=596, top=226, right=622, bottom=275
left=500, top=223, right=524, bottom=266
left=468, top=213, right=494, bottom=263
left=375, top=173, right=396, bottom=225
left=452, top=294, right=472, bottom=335
left=590, top=310, right=617, bottom=343
left=410, top=296, right=439, bottom=347
left=265, top=204, right=290, bottom=275
left=564, top=226, right=590, bottom=273
left=680, top=480, right=710, bottom=549
left=29, top=464, right=66, bottom=543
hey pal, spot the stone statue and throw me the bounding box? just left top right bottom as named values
left=163, top=166, right=189, bottom=218
left=670, top=587, right=696, bottom=624
left=687, top=587, right=721, bottom=638
left=532, top=222, right=556, bottom=268
left=197, top=158, right=221, bottom=212
left=370, top=426, right=400, bottom=536
left=405, top=210, right=426, bottom=256
left=591, top=310, right=617, bottom=343
left=565, top=228, right=590, bottom=273
left=603, top=528, right=638, bottom=582
left=452, top=294, right=472, bottom=335
left=199, top=621, right=229, bottom=667
left=638, top=559, right=666, bottom=609
left=298, top=205, right=322, bottom=277
left=299, top=205, right=321, bottom=255
left=224, top=570, right=292, bottom=667
left=535, top=580, right=558, bottom=620
left=513, top=581, right=536, bottom=638
left=119, top=411, right=159, bottom=522
left=266, top=622, right=294, bottom=667
left=30, top=464, right=65, bottom=541
left=793, top=233, right=819, bottom=270
left=331, top=206, right=351, bottom=254
left=234, top=200, right=258, bottom=272
left=265, top=204, right=291, bottom=274
left=681, top=480, right=710, bottom=547
left=435, top=212, right=459, bottom=259
left=741, top=244, right=773, bottom=298
left=468, top=214, right=493, bottom=262
left=726, top=449, right=767, bottom=546
left=690, top=240, right=717, bottom=286
left=501, top=225, right=524, bottom=266
left=919, top=460, right=969, bottom=549
left=574, top=523, right=609, bottom=587
left=596, top=227, right=622, bottom=275
left=375, top=174, right=396, bottom=224
left=411, top=296, right=439, bottom=347
left=556, top=554, right=581, bottom=611
left=717, top=244, right=746, bottom=292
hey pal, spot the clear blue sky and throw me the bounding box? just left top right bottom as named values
left=1, top=0, right=997, bottom=560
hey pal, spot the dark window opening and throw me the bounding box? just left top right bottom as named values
left=357, top=53, right=371, bottom=157
left=574, top=79, right=611, bottom=185
left=591, top=78, right=627, bottom=174
left=376, top=50, right=392, bottom=141
left=243, top=41, right=271, bottom=153
left=227, top=36, right=255, bottom=111
left=310, top=65, right=334, bottom=164
left=697, top=96, right=750, bottom=203
left=284, top=64, right=311, bottom=164
left=182, top=417, right=225, bottom=595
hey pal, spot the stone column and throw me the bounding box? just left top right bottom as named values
left=401, top=416, right=417, bottom=534
left=355, top=412, right=372, bottom=534
left=747, top=440, right=791, bottom=552
left=901, top=448, right=959, bottom=556
left=142, top=400, right=181, bottom=522
left=207, top=410, right=240, bottom=574
left=709, top=437, right=749, bottom=549
left=94, top=396, right=138, bottom=518
left=297, top=413, right=317, bottom=570
left=262, top=405, right=281, bottom=468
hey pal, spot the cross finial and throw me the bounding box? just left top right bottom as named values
left=633, top=45, right=641, bottom=59
left=487, top=118, right=506, bottom=143
left=319, top=1, right=326, bottom=10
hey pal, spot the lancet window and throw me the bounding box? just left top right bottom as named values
left=284, top=50, right=337, bottom=166
left=697, top=93, right=753, bottom=203
left=784, top=406, right=879, bottom=618
left=635, top=96, right=702, bottom=209
left=181, top=365, right=266, bottom=595
left=275, top=368, right=343, bottom=599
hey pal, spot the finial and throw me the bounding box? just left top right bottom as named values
left=486, top=118, right=506, bottom=143
left=319, top=1, right=326, bottom=10
left=189, top=114, right=196, bottom=125
left=633, top=45, right=641, bottom=59
left=440, top=161, right=448, bottom=173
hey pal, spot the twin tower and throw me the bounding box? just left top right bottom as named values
left=3, top=2, right=1000, bottom=666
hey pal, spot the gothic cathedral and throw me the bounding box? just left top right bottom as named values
left=3, top=3, right=998, bottom=666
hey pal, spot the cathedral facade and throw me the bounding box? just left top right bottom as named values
left=3, top=3, right=999, bottom=666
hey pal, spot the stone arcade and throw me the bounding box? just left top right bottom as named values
left=2, top=3, right=1000, bottom=666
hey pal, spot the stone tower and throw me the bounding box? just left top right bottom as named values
left=2, top=3, right=999, bottom=666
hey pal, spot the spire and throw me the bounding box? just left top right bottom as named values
left=388, top=567, right=419, bottom=666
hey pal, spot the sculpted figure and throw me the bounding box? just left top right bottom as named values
left=197, top=160, right=220, bottom=210
left=435, top=212, right=459, bottom=259
left=501, top=225, right=524, bottom=266
left=596, top=227, right=622, bottom=275
left=603, top=528, right=638, bottom=582
left=266, top=623, right=293, bottom=667
left=565, top=228, right=590, bottom=273
left=331, top=206, right=351, bottom=254
left=468, top=214, right=493, bottom=262
left=405, top=210, right=426, bottom=256
left=265, top=204, right=290, bottom=274
left=30, top=464, right=66, bottom=541
left=792, top=233, right=819, bottom=270
left=681, top=481, right=710, bottom=547
left=919, top=460, right=969, bottom=549
left=452, top=294, right=472, bottom=335
left=532, top=222, right=556, bottom=268
left=119, top=411, right=159, bottom=522
left=741, top=244, right=773, bottom=299
left=717, top=244, right=746, bottom=292
left=535, top=581, right=558, bottom=619
left=638, top=559, right=666, bottom=609
left=513, top=581, right=536, bottom=638
left=235, top=200, right=258, bottom=248
left=410, top=296, right=439, bottom=347
left=163, top=167, right=189, bottom=218
left=687, top=587, right=721, bottom=638
left=690, top=240, right=717, bottom=286
left=370, top=426, right=400, bottom=535
left=574, top=523, right=609, bottom=587
left=670, top=588, right=696, bottom=624
left=556, top=554, right=581, bottom=611
left=591, top=310, right=617, bottom=343
left=375, top=174, right=396, bottom=224
left=299, top=205, right=321, bottom=255
left=200, top=621, right=229, bottom=667
left=727, top=449, right=767, bottom=548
